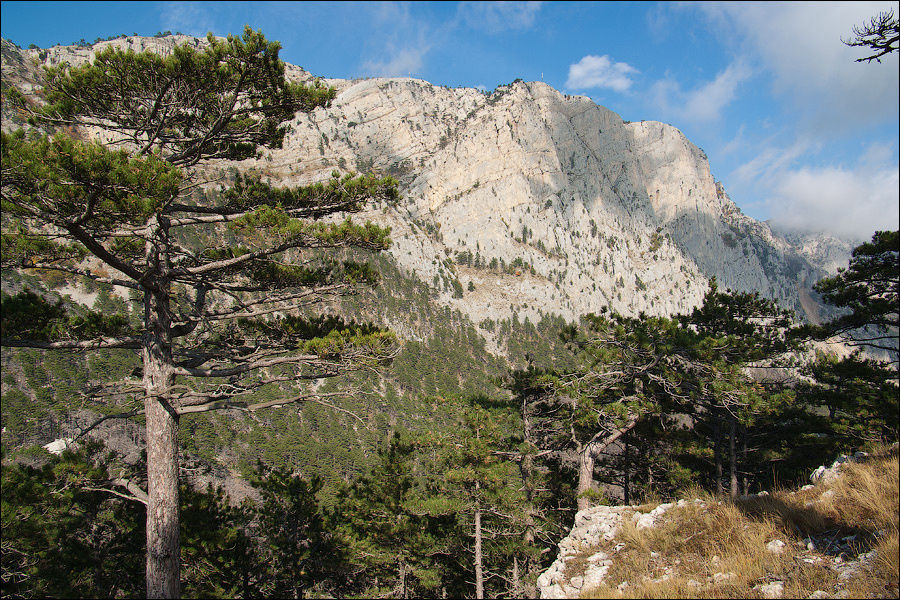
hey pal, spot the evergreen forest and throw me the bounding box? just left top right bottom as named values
left=0, top=27, right=897, bottom=600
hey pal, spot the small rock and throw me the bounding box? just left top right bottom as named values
left=612, top=543, right=626, bottom=552
left=540, top=583, right=565, bottom=599
left=713, top=571, right=735, bottom=583
left=686, top=579, right=702, bottom=588
left=711, top=555, right=721, bottom=564
left=808, top=591, right=831, bottom=599
left=43, top=438, right=73, bottom=455
left=570, top=576, right=583, bottom=589
left=650, top=551, right=660, bottom=558
left=757, top=490, right=769, bottom=496
left=755, top=581, right=784, bottom=599
left=767, top=539, right=786, bottom=554
left=821, top=489, right=835, bottom=500
left=582, top=566, right=610, bottom=591
left=801, top=484, right=814, bottom=491
left=617, top=581, right=629, bottom=592
left=634, top=514, right=656, bottom=529
left=858, top=550, right=877, bottom=562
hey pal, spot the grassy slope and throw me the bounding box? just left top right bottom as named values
left=569, top=445, right=899, bottom=599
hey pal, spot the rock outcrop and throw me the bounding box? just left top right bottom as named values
left=537, top=448, right=895, bottom=599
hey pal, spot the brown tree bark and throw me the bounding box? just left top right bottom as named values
left=143, top=223, right=181, bottom=599
left=474, top=485, right=484, bottom=600
left=729, top=413, right=739, bottom=498
left=713, top=411, right=723, bottom=495
left=576, top=442, right=596, bottom=512
left=577, top=418, right=638, bottom=511
left=742, top=424, right=749, bottom=496
left=623, top=432, right=630, bottom=506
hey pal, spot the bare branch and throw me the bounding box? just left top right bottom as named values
left=1, top=336, right=142, bottom=350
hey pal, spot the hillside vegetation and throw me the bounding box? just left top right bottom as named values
left=551, top=445, right=899, bottom=599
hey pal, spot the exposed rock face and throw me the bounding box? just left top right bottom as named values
left=1, top=35, right=851, bottom=339
left=537, top=500, right=703, bottom=598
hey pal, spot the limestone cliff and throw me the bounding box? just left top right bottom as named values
left=1, top=36, right=851, bottom=345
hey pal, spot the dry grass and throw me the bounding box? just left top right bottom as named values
left=579, top=445, right=899, bottom=599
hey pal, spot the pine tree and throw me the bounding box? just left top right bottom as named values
left=812, top=230, right=899, bottom=362
left=335, top=432, right=449, bottom=598
left=252, top=467, right=343, bottom=599
left=0, top=442, right=146, bottom=598
left=179, top=483, right=258, bottom=598
left=679, top=279, right=798, bottom=497
left=549, top=312, right=698, bottom=509
left=1, top=29, right=398, bottom=597
left=426, top=400, right=527, bottom=599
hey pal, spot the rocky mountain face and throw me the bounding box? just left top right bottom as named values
left=1, top=35, right=850, bottom=346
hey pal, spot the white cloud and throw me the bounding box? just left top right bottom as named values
left=459, top=1, right=543, bottom=33
left=651, top=61, right=752, bottom=123
left=364, top=42, right=429, bottom=77
left=361, top=2, right=433, bottom=77
left=733, top=140, right=900, bottom=240
left=566, top=55, right=638, bottom=92
left=732, top=140, right=812, bottom=186
left=767, top=163, right=899, bottom=240
left=691, top=1, right=899, bottom=136
left=158, top=2, right=218, bottom=37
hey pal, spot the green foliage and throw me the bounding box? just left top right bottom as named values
left=801, top=351, right=898, bottom=444
left=334, top=432, right=450, bottom=597
left=426, top=398, right=535, bottom=597
left=1, top=290, right=134, bottom=342
left=37, top=27, right=336, bottom=165
left=223, top=170, right=400, bottom=214
left=684, top=277, right=797, bottom=364
left=229, top=208, right=391, bottom=250
left=180, top=483, right=259, bottom=599
left=0, top=443, right=146, bottom=599
left=252, top=466, right=344, bottom=598
left=1, top=130, right=181, bottom=228
left=812, top=230, right=899, bottom=357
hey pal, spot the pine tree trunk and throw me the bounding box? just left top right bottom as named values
left=143, top=303, right=180, bottom=598
left=742, top=424, right=749, bottom=496
left=729, top=413, right=738, bottom=498
left=713, top=412, right=723, bottom=495
left=577, top=443, right=595, bottom=511
left=623, top=432, right=630, bottom=506
left=143, top=221, right=180, bottom=599
left=512, top=556, right=522, bottom=598
left=474, top=494, right=484, bottom=599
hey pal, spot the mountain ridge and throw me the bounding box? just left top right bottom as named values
left=1, top=34, right=852, bottom=347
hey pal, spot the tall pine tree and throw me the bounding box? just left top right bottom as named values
left=1, top=29, right=397, bottom=597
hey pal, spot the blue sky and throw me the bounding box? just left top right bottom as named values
left=2, top=1, right=898, bottom=241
